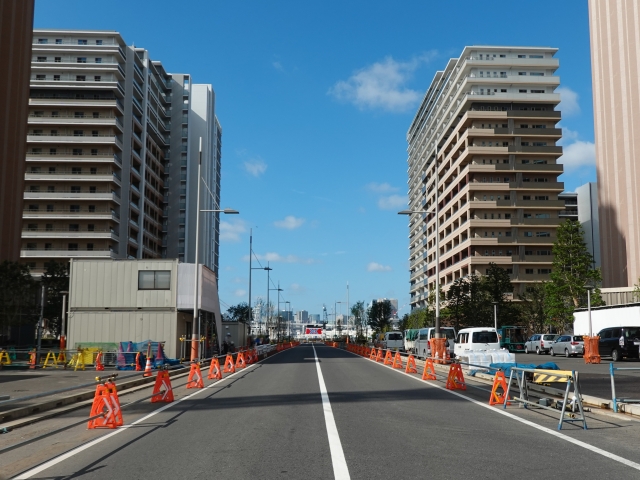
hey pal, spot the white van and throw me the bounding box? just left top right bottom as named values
left=383, top=331, right=404, bottom=350
left=454, top=327, right=500, bottom=357
left=415, top=327, right=457, bottom=358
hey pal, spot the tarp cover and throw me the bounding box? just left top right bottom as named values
left=405, top=329, right=420, bottom=341
left=485, top=362, right=560, bottom=378
left=116, top=340, right=180, bottom=370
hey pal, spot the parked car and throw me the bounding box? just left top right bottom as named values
left=524, top=334, right=559, bottom=354
left=415, top=327, right=456, bottom=358
left=382, top=331, right=404, bottom=350
left=549, top=335, right=584, bottom=357
left=597, top=326, right=640, bottom=362
left=454, top=327, right=500, bottom=357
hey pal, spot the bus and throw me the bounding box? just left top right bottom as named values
left=304, top=324, right=324, bottom=342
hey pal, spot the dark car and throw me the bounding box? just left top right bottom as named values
left=598, top=327, right=640, bottom=362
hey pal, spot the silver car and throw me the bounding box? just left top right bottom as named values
left=549, top=335, right=584, bottom=357
left=524, top=334, right=559, bottom=354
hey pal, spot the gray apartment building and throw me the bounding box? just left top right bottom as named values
left=406, top=46, right=565, bottom=309
left=21, top=30, right=222, bottom=276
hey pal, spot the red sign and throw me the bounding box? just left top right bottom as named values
left=305, top=328, right=322, bottom=335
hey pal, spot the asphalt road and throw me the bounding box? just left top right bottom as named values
left=4, top=345, right=640, bottom=479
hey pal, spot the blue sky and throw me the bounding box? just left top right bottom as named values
left=34, top=0, right=596, bottom=319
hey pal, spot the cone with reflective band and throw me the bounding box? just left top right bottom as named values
left=223, top=354, right=235, bottom=373
left=143, top=357, right=153, bottom=377
left=88, top=381, right=123, bottom=429
left=151, top=370, right=174, bottom=403
left=186, top=362, right=204, bottom=389
left=235, top=351, right=247, bottom=369
left=489, top=371, right=510, bottom=406
left=135, top=352, right=142, bottom=371
left=208, top=357, right=222, bottom=380
left=383, top=350, right=393, bottom=365
left=405, top=354, right=418, bottom=374
left=392, top=352, right=404, bottom=369
left=446, top=363, right=466, bottom=390
left=422, top=358, right=437, bottom=380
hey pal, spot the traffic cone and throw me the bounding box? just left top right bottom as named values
left=405, top=354, right=418, bottom=374
left=422, top=358, right=437, bottom=380
left=95, top=351, right=105, bottom=371
left=446, top=363, right=466, bottom=390
left=392, top=352, right=404, bottom=369
left=369, top=348, right=377, bottom=360
left=28, top=349, right=36, bottom=369
left=105, top=381, right=123, bottom=427
left=151, top=370, right=174, bottom=403
left=489, top=371, right=511, bottom=406
left=383, top=350, right=393, bottom=365
left=143, top=356, right=153, bottom=377
left=186, top=362, right=204, bottom=389
left=223, top=354, right=235, bottom=374
left=235, top=352, right=247, bottom=369
left=376, top=349, right=384, bottom=362
left=208, top=358, right=222, bottom=380
left=135, top=352, right=142, bottom=371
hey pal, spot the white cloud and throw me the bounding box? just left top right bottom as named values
left=368, top=262, right=392, bottom=272
left=274, top=215, right=305, bottom=230
left=557, top=87, right=581, bottom=116
left=220, top=219, right=247, bottom=242
left=558, top=140, right=595, bottom=172
left=272, top=61, right=283, bottom=71
left=329, top=53, right=435, bottom=112
left=288, top=283, right=307, bottom=295
left=244, top=157, right=267, bottom=177
left=377, top=194, right=408, bottom=210
left=243, top=252, right=315, bottom=264
left=234, top=289, right=247, bottom=297
left=558, top=126, right=579, bottom=145
left=367, top=182, right=398, bottom=193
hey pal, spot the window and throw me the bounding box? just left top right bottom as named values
left=76, top=75, right=86, bottom=81
left=94, top=76, right=101, bottom=82
left=535, top=196, right=549, bottom=201
left=78, top=39, right=87, bottom=45
left=70, top=186, right=81, bottom=193
left=87, top=243, right=94, bottom=251
left=504, top=195, right=510, bottom=200
left=525, top=269, right=534, bottom=274
left=54, top=56, right=61, bottom=62
left=538, top=269, right=552, bottom=274
left=518, top=72, right=527, bottom=76
left=534, top=159, right=548, bottom=164
left=29, top=185, right=40, bottom=192
left=89, top=186, right=96, bottom=193
left=72, top=148, right=83, bottom=155
left=77, top=57, right=87, bottom=63
left=524, top=231, right=533, bottom=237
left=26, top=243, right=37, bottom=251
left=27, top=224, right=38, bottom=231
left=95, top=58, right=102, bottom=63
left=529, top=54, right=543, bottom=59
left=522, top=159, right=530, bottom=164
left=46, top=204, right=54, bottom=212
left=36, top=56, right=47, bottom=62
left=501, top=89, right=507, bottom=93
left=55, top=38, right=62, bottom=44
left=38, top=38, right=48, bottom=44
left=530, top=72, right=544, bottom=76
left=519, top=89, right=527, bottom=93
left=92, top=130, right=98, bottom=137
left=70, top=205, right=80, bottom=212
left=91, top=149, right=98, bottom=155
left=138, top=270, right=171, bottom=290
left=96, top=39, right=103, bottom=45
left=535, top=213, right=550, bottom=218
left=74, top=111, right=84, bottom=118
left=72, top=167, right=82, bottom=174
left=28, top=204, right=39, bottom=211
left=68, top=243, right=78, bottom=251
left=36, top=74, right=46, bottom=80
left=88, top=205, right=96, bottom=212
left=536, top=232, right=551, bottom=237
left=505, top=213, right=511, bottom=219
left=537, top=250, right=552, bottom=255
left=90, top=167, right=97, bottom=174
left=47, top=186, right=55, bottom=192
left=88, top=224, right=95, bottom=231
left=523, top=195, right=531, bottom=200
left=69, top=224, right=79, bottom=231
left=531, top=90, right=545, bottom=93
left=518, top=54, right=526, bottom=58
left=505, top=231, right=511, bottom=237
left=53, top=75, right=60, bottom=81
left=74, top=130, right=84, bottom=136
left=532, top=142, right=547, bottom=146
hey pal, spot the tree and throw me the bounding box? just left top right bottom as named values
left=545, top=220, right=604, bottom=332
left=519, top=283, right=547, bottom=334
left=41, top=261, right=70, bottom=337
left=444, top=277, right=469, bottom=331
left=463, top=274, right=491, bottom=327
left=482, top=263, right=518, bottom=327
left=0, top=261, right=38, bottom=339
left=226, top=302, right=252, bottom=323
left=406, top=307, right=428, bottom=330
left=351, top=301, right=366, bottom=339
left=367, top=300, right=392, bottom=334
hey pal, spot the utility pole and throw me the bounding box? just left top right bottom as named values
left=36, top=284, right=45, bottom=364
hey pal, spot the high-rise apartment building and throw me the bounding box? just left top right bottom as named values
left=589, top=0, right=640, bottom=287
left=0, top=0, right=35, bottom=261
left=21, top=30, right=222, bottom=276
left=406, top=46, right=564, bottom=310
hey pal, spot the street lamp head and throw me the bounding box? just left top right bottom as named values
left=397, top=210, right=413, bottom=215
left=223, top=209, right=239, bottom=214
left=584, top=282, right=596, bottom=290
left=398, top=209, right=436, bottom=216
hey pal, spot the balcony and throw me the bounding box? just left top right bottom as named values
left=511, top=218, right=563, bottom=226
left=25, top=169, right=121, bottom=182
left=22, top=228, right=119, bottom=240
left=28, top=113, right=123, bottom=129
left=21, top=249, right=117, bottom=259
left=512, top=255, right=553, bottom=263
left=27, top=134, right=122, bottom=148
left=495, top=163, right=564, bottom=172
left=23, top=190, right=120, bottom=202
left=496, top=199, right=565, bottom=208
left=25, top=150, right=122, bottom=165
left=509, top=182, right=564, bottom=190
left=23, top=208, right=120, bottom=221
left=497, top=236, right=557, bottom=244
left=29, top=96, right=124, bottom=112
left=508, top=145, right=562, bottom=154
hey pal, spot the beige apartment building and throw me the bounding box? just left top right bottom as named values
left=406, top=46, right=564, bottom=309
left=589, top=0, right=640, bottom=288
left=21, top=30, right=222, bottom=277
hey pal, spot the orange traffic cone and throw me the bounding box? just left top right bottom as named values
left=95, top=352, right=105, bottom=371
left=186, top=362, right=204, bottom=389
left=223, top=354, right=235, bottom=374
left=151, top=370, right=174, bottom=403
left=422, top=357, right=437, bottom=380
left=135, top=352, right=142, bottom=371
left=489, top=371, right=511, bottom=406
left=383, top=350, right=393, bottom=365
left=143, top=356, right=153, bottom=377
left=392, top=352, right=404, bottom=369
left=405, top=354, right=418, bottom=374
left=446, top=363, right=466, bottom=390
left=235, top=352, right=247, bottom=369
left=28, top=349, right=36, bottom=369
left=208, top=358, right=222, bottom=380
left=88, top=381, right=123, bottom=429
left=376, top=349, right=384, bottom=362
left=369, top=348, right=377, bottom=360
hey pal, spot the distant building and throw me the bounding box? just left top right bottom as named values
left=369, top=298, right=399, bottom=318
left=576, top=182, right=600, bottom=270
left=308, top=314, right=320, bottom=323
left=295, top=310, right=309, bottom=323
left=558, top=192, right=578, bottom=221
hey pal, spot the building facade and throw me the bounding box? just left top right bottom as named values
left=576, top=182, right=600, bottom=270
left=558, top=192, right=578, bottom=221
left=21, top=30, right=222, bottom=276
left=0, top=0, right=35, bottom=261
left=406, top=46, right=564, bottom=309
left=589, top=0, right=640, bottom=287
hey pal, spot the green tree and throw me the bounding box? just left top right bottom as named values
left=444, top=277, right=469, bottom=331
left=482, top=262, right=518, bottom=327
left=41, top=261, right=70, bottom=337
left=406, top=307, right=428, bottom=329
left=463, top=274, right=491, bottom=327
left=351, top=301, right=366, bottom=339
left=0, top=261, right=38, bottom=337
left=226, top=302, right=252, bottom=323
left=519, top=283, right=547, bottom=334
left=545, top=220, right=603, bottom=332
left=367, top=300, right=392, bottom=334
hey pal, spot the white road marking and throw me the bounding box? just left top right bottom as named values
left=313, top=345, right=351, bottom=480
left=358, top=351, right=640, bottom=472
left=13, top=355, right=275, bottom=479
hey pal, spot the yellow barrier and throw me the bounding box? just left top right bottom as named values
left=0, top=349, right=11, bottom=365
left=533, top=369, right=571, bottom=384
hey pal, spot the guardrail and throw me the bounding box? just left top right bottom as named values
left=610, top=363, right=640, bottom=413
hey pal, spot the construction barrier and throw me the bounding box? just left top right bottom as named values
left=504, top=366, right=587, bottom=430
left=383, top=350, right=393, bottom=365
left=68, top=348, right=86, bottom=371
left=87, top=380, right=122, bottom=429
left=28, top=350, right=36, bottom=369
left=0, top=349, right=12, bottom=366
left=376, top=349, right=383, bottom=363
left=208, top=358, right=222, bottom=380
left=392, top=352, right=404, bottom=369
left=445, top=363, right=466, bottom=390
left=95, top=351, right=105, bottom=371
left=583, top=336, right=601, bottom=364
left=422, top=358, right=437, bottom=380
left=223, top=354, right=236, bottom=374
left=186, top=362, right=204, bottom=389
left=489, top=371, right=510, bottom=406
left=235, top=351, right=247, bottom=369
left=609, top=363, right=640, bottom=412
left=405, top=354, right=418, bottom=374
left=42, top=350, right=59, bottom=369
left=151, top=369, right=174, bottom=403
left=369, top=348, right=377, bottom=360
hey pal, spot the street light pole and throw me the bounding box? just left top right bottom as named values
left=284, top=301, right=291, bottom=339
left=335, top=301, right=342, bottom=339
left=60, top=290, right=68, bottom=351
left=585, top=284, right=595, bottom=337
left=248, top=228, right=253, bottom=328
left=492, top=301, right=498, bottom=331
